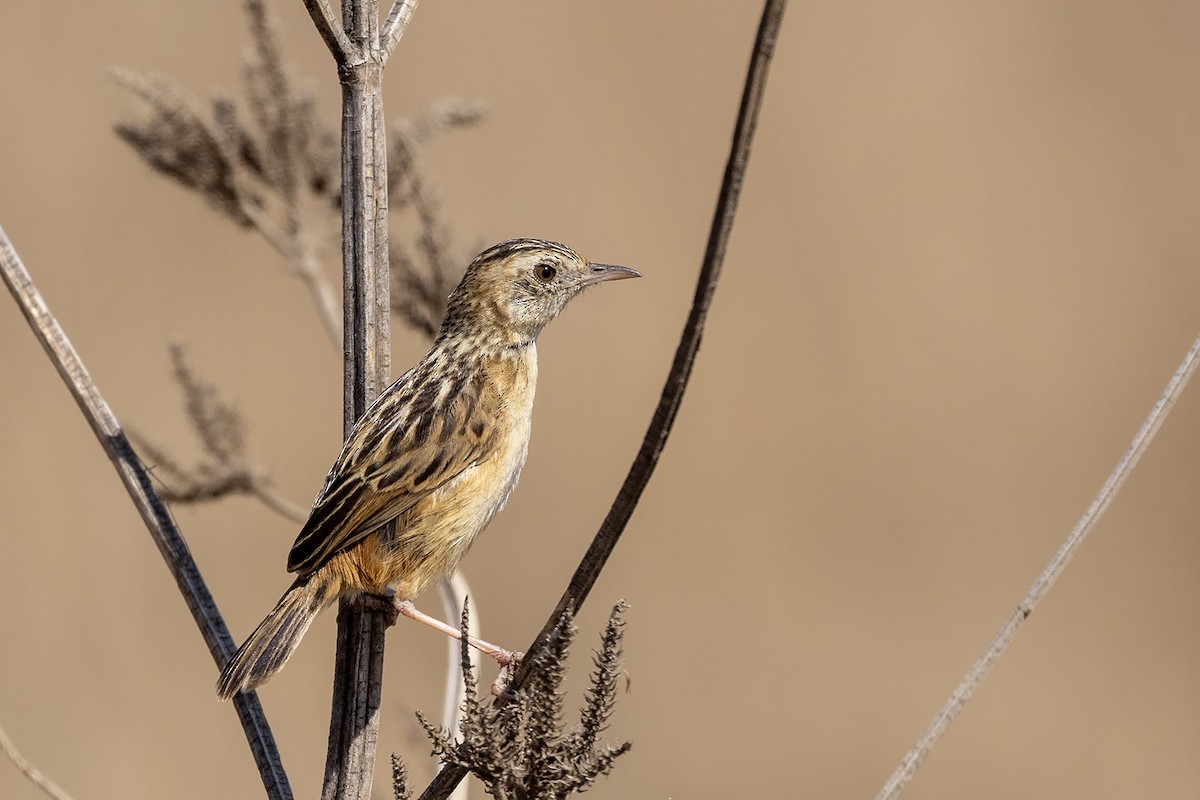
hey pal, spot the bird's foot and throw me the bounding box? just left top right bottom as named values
left=391, top=597, right=523, bottom=695
left=490, top=651, right=525, bottom=700
left=348, top=589, right=400, bottom=626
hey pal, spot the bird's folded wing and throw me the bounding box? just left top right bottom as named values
left=287, top=373, right=501, bottom=575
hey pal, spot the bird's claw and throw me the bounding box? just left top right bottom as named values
left=490, top=650, right=524, bottom=699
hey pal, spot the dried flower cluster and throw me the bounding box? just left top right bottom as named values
left=119, top=0, right=485, bottom=512
left=112, top=1, right=340, bottom=233
left=405, top=602, right=632, bottom=800
left=133, top=344, right=307, bottom=521
left=113, top=0, right=483, bottom=345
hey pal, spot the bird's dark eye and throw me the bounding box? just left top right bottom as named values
left=535, top=263, right=557, bottom=282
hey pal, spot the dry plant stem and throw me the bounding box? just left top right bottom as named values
left=437, top=575, right=481, bottom=725
left=242, top=201, right=342, bottom=345
left=435, top=574, right=477, bottom=800
left=296, top=246, right=344, bottom=346
left=876, top=331, right=1200, bottom=799
left=0, top=228, right=293, bottom=800
left=0, top=722, right=75, bottom=800
left=305, top=2, right=417, bottom=799
left=418, top=1, right=787, bottom=797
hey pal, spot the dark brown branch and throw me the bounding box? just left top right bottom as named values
left=418, top=1, right=788, bottom=797
left=0, top=227, right=294, bottom=800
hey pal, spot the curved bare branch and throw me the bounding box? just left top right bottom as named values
left=418, top=0, right=789, bottom=796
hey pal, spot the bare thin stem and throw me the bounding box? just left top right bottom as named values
left=876, top=331, right=1200, bottom=799
left=239, top=200, right=342, bottom=345
left=0, top=227, right=294, bottom=800
left=0, top=722, right=75, bottom=800
left=435, top=574, right=477, bottom=800
left=302, top=0, right=357, bottom=66
left=418, top=1, right=788, bottom=797
left=295, top=247, right=344, bottom=346
left=437, top=575, right=480, bottom=724
left=382, top=0, right=421, bottom=62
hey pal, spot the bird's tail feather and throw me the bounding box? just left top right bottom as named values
left=216, top=577, right=331, bottom=699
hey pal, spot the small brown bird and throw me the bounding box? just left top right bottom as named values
left=216, top=238, right=640, bottom=698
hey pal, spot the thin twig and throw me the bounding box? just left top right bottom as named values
left=236, top=170, right=343, bottom=346
left=418, top=1, right=788, bottom=796
left=436, top=574, right=479, bottom=731
left=0, top=227, right=294, bottom=800
left=302, top=0, right=357, bottom=66
left=382, top=0, right=421, bottom=62
left=294, top=246, right=344, bottom=346
left=0, top=722, right=75, bottom=800
left=111, top=68, right=254, bottom=227
left=876, top=330, right=1200, bottom=798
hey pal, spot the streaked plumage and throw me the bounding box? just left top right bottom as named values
left=216, top=238, right=639, bottom=698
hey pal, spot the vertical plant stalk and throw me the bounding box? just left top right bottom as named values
left=876, top=331, right=1200, bottom=799
left=326, top=25, right=390, bottom=800
left=301, top=1, right=418, bottom=799
left=418, top=1, right=788, bottom=797
left=436, top=574, right=478, bottom=800
left=0, top=227, right=294, bottom=800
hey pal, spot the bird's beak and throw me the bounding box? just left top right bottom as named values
left=581, top=263, right=642, bottom=286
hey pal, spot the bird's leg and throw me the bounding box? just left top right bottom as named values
left=392, top=598, right=518, bottom=664
left=392, top=598, right=524, bottom=697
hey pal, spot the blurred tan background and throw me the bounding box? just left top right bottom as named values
left=3, top=2, right=1200, bottom=798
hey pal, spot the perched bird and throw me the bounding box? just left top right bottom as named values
left=216, top=238, right=640, bottom=699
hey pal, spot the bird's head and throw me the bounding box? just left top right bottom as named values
left=439, top=238, right=641, bottom=348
